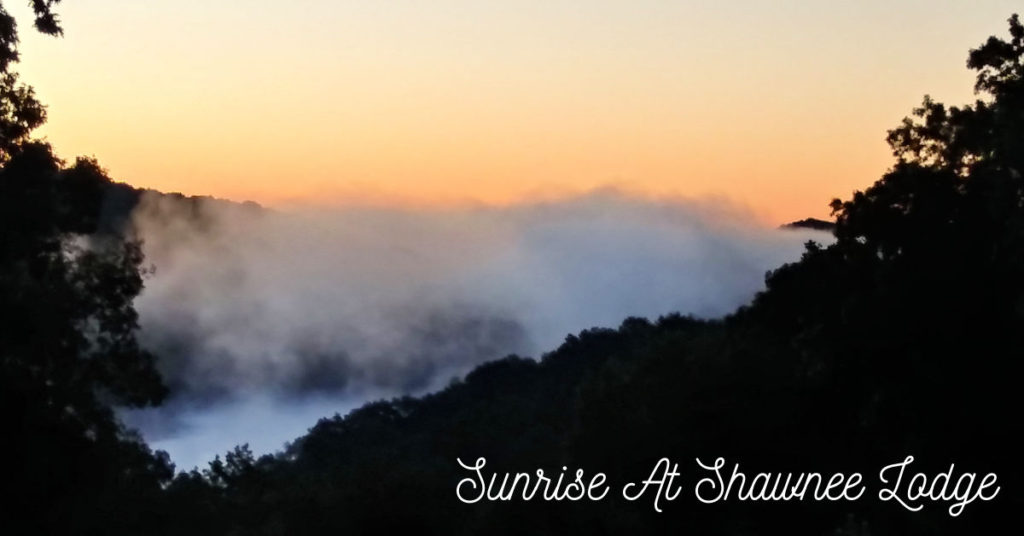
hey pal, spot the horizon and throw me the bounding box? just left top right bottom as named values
left=5, top=4, right=1024, bottom=533
left=11, top=1, right=1022, bottom=223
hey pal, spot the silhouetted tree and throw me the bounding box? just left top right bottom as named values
left=0, top=3, right=173, bottom=533
left=6, top=5, right=1023, bottom=536
left=171, top=14, right=1024, bottom=536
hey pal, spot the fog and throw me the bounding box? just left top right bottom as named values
left=121, top=189, right=829, bottom=470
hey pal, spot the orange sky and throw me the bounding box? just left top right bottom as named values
left=12, top=1, right=1023, bottom=223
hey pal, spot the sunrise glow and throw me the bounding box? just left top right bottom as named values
left=13, top=1, right=1022, bottom=222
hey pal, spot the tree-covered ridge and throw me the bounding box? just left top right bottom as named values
left=3, top=4, right=1024, bottom=535
left=157, top=15, right=1024, bottom=535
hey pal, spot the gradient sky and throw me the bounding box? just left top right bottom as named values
left=11, top=1, right=1023, bottom=222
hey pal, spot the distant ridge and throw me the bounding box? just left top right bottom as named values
left=97, top=182, right=837, bottom=237
left=780, top=217, right=835, bottom=232
left=98, top=182, right=263, bottom=234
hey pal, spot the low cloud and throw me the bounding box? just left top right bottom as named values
left=120, top=189, right=829, bottom=468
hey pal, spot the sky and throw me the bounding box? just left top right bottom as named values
left=11, top=1, right=1023, bottom=222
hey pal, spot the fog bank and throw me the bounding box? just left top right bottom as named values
left=122, top=190, right=829, bottom=469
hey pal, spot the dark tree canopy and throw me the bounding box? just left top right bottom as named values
left=0, top=2, right=173, bottom=533
left=4, top=6, right=1024, bottom=536
left=156, top=15, right=1024, bottom=536
left=0, top=1, right=63, bottom=157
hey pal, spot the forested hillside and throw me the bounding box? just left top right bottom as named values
left=2, top=4, right=1023, bottom=534
left=151, top=16, right=1024, bottom=534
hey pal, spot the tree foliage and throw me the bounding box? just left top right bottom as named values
left=153, top=14, right=1024, bottom=536
left=0, top=1, right=61, bottom=157
left=0, top=2, right=172, bottom=533
left=5, top=5, right=1024, bottom=536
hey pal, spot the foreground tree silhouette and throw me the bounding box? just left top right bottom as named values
left=160, top=14, right=1024, bottom=536
left=0, top=3, right=172, bottom=533
left=735, top=13, right=1024, bottom=532
left=2, top=5, right=1020, bottom=536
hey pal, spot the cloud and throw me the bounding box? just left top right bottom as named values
left=120, top=188, right=829, bottom=469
